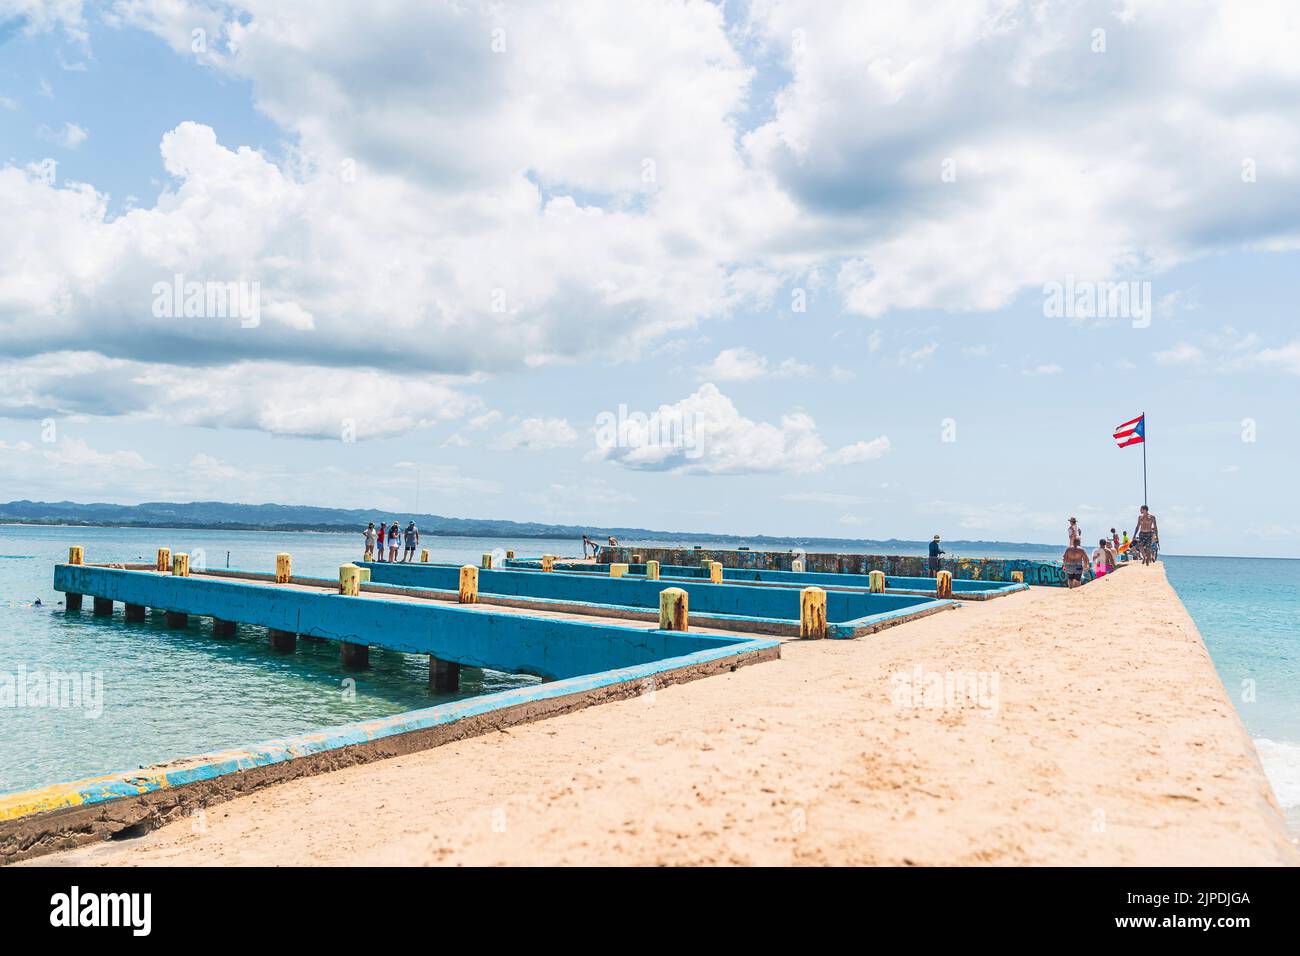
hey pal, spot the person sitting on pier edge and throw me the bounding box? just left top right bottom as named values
left=362, top=521, right=377, bottom=562
left=388, top=521, right=400, bottom=562
left=376, top=521, right=386, bottom=562
left=402, top=521, right=420, bottom=562
left=928, top=534, right=945, bottom=574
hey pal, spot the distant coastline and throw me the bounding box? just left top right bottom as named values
left=0, top=499, right=1061, bottom=554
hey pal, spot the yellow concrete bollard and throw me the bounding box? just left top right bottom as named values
left=1010, top=570, right=1024, bottom=584
left=459, top=565, right=479, bottom=604
left=339, top=564, right=362, bottom=596
left=275, top=552, right=292, bottom=584
left=610, top=563, right=628, bottom=578
left=358, top=567, right=371, bottom=583
left=156, top=547, right=171, bottom=572
left=420, top=548, right=430, bottom=563
left=936, top=570, right=953, bottom=598
left=171, top=552, right=190, bottom=577
left=632, top=553, right=642, bottom=564
left=709, top=561, right=723, bottom=584
left=68, top=546, right=84, bottom=566
left=659, top=587, right=688, bottom=631
left=646, top=560, right=660, bottom=581
left=701, top=558, right=713, bottom=569
left=506, top=550, right=515, bottom=560
left=800, top=587, right=828, bottom=639
left=541, top=554, right=554, bottom=572
left=868, top=570, right=886, bottom=593
left=482, top=552, right=495, bottom=570
left=792, top=558, right=806, bottom=573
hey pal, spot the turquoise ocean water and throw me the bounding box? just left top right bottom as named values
left=1, top=526, right=1295, bottom=826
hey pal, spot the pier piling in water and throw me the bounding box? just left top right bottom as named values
left=800, top=587, right=828, bottom=639
left=275, top=553, right=292, bottom=583
left=66, top=546, right=84, bottom=609
left=659, top=587, right=688, bottom=631
left=125, top=603, right=146, bottom=622
left=165, top=611, right=188, bottom=628
left=212, top=618, right=237, bottom=638
left=430, top=657, right=461, bottom=692
left=336, top=564, right=368, bottom=668
left=93, top=597, right=113, bottom=617
left=269, top=628, right=297, bottom=653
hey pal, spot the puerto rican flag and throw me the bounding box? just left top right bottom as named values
left=1113, top=414, right=1145, bottom=448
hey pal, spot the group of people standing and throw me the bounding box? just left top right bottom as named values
left=1061, top=506, right=1160, bottom=588
left=363, top=520, right=420, bottom=562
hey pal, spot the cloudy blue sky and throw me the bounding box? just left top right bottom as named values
left=1, top=1, right=1298, bottom=556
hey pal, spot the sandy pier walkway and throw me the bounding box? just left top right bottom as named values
left=30, top=563, right=1295, bottom=866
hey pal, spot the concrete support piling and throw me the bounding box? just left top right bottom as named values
left=275, top=552, right=292, bottom=584
left=1010, top=570, right=1025, bottom=584
left=505, top=550, right=515, bottom=560
left=125, top=603, right=146, bottom=622
left=430, top=657, right=461, bottom=692
left=791, top=558, right=806, bottom=573
left=800, top=587, right=828, bottom=640
left=93, top=597, right=113, bottom=617
left=64, top=593, right=83, bottom=611
left=269, top=628, right=297, bottom=653
left=658, top=587, right=689, bottom=631
left=340, top=642, right=369, bottom=670
left=212, top=618, right=237, bottom=638
left=420, top=548, right=430, bottom=563
left=165, top=611, right=188, bottom=628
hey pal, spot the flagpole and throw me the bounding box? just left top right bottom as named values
left=1142, top=411, right=1148, bottom=507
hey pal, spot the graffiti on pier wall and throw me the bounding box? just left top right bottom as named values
left=598, top=547, right=1075, bottom=587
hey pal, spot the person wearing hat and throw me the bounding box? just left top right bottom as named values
left=928, top=534, right=945, bottom=574
left=1067, top=517, right=1081, bottom=547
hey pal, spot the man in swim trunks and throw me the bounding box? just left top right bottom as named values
left=402, top=521, right=419, bottom=562
left=1132, top=506, right=1159, bottom=565
left=1062, top=541, right=1089, bottom=588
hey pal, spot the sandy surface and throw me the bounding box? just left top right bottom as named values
left=31, top=563, right=1296, bottom=866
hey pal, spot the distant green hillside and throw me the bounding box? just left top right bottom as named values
left=0, top=499, right=1060, bottom=553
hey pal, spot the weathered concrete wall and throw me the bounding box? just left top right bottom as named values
left=599, top=546, right=1075, bottom=586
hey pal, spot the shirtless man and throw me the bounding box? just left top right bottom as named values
left=1132, top=505, right=1159, bottom=565
left=1062, top=541, right=1090, bottom=588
